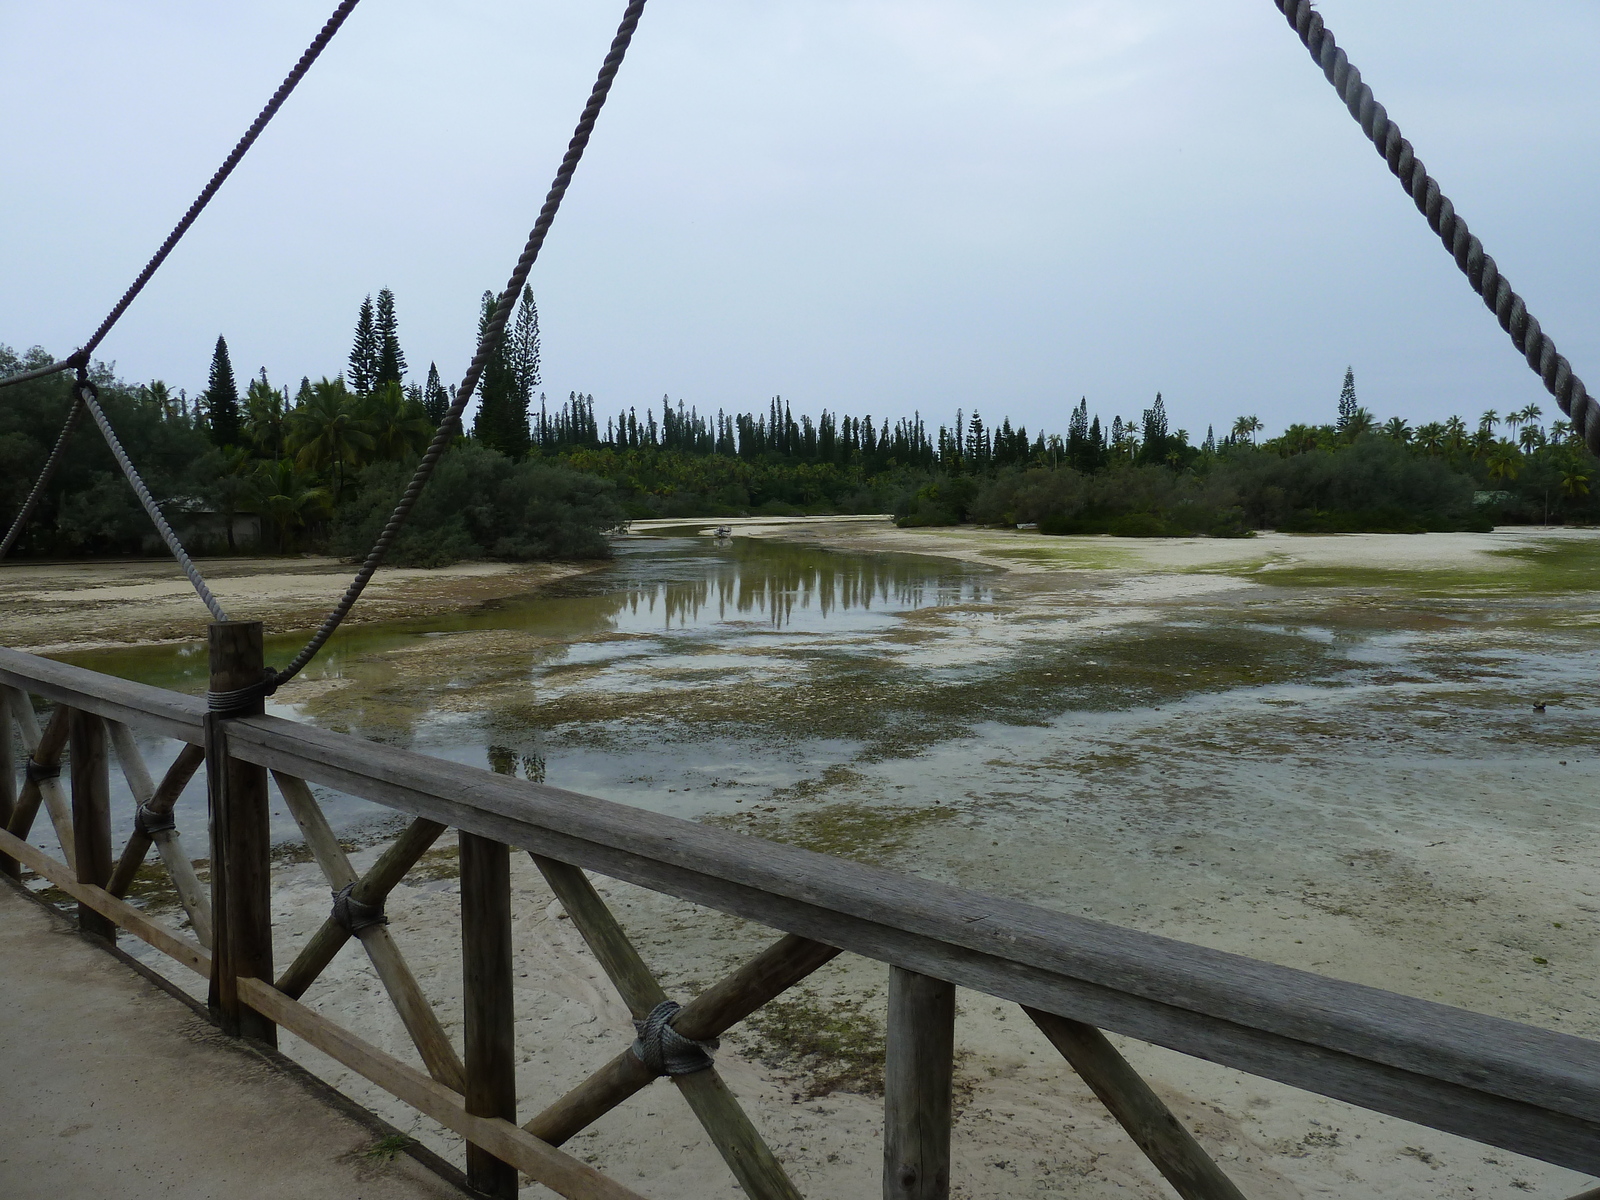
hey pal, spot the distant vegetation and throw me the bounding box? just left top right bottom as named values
left=4, top=294, right=1594, bottom=562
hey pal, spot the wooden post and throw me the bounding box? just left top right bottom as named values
left=206, top=621, right=275, bottom=1046
left=67, top=708, right=115, bottom=940
left=461, top=831, right=517, bottom=1199
left=0, top=690, right=15, bottom=880
left=884, top=967, right=955, bottom=1200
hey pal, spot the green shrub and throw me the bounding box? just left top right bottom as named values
left=335, top=444, right=627, bottom=566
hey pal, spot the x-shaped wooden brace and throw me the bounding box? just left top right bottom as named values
left=270, top=773, right=465, bottom=1093
left=525, top=855, right=841, bottom=1200
left=3, top=688, right=75, bottom=872
left=104, top=730, right=211, bottom=945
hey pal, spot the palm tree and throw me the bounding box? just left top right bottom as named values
left=287, top=378, right=373, bottom=501
left=1231, top=415, right=1262, bottom=446
left=1344, top=407, right=1376, bottom=439
left=1414, top=422, right=1446, bottom=455
left=1486, top=443, right=1522, bottom=482
left=1561, top=465, right=1590, bottom=501
left=1478, top=409, right=1499, bottom=436
left=1503, top=409, right=1525, bottom=440
left=244, top=372, right=286, bottom=460
left=250, top=458, right=331, bottom=552
left=1383, top=417, right=1412, bottom=442
left=361, top=381, right=434, bottom=462
left=1519, top=424, right=1545, bottom=453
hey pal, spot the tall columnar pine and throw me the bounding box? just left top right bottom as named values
left=1338, top=366, right=1358, bottom=430
left=1135, top=394, right=1170, bottom=465
left=423, top=362, right=451, bottom=427
left=510, top=284, right=541, bottom=410
left=205, top=334, right=241, bottom=447
left=471, top=289, right=529, bottom=458
left=374, top=287, right=407, bottom=387
left=349, top=294, right=379, bottom=394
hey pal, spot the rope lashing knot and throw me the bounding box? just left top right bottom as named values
left=24, top=757, right=61, bottom=785
left=630, top=1000, right=718, bottom=1076
left=134, top=803, right=176, bottom=837
left=207, top=669, right=279, bottom=718
left=331, top=882, right=386, bottom=934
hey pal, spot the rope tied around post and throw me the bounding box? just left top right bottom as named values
left=630, top=1000, right=718, bottom=1077
left=330, top=881, right=387, bottom=934
left=134, top=803, right=177, bottom=837
left=206, top=671, right=279, bottom=718
left=23, top=757, right=62, bottom=785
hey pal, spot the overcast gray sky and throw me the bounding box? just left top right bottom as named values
left=3, top=1, right=1595, bottom=442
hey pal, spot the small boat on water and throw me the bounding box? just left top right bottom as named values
left=712, top=525, right=733, bottom=539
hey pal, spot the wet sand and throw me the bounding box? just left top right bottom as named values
left=10, top=526, right=1600, bottom=1198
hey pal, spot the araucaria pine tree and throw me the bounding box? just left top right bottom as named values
left=423, top=362, right=451, bottom=427
left=205, top=335, right=241, bottom=447
left=510, top=284, right=541, bottom=413
left=1338, top=366, right=1358, bottom=430
left=374, top=287, right=406, bottom=387
left=348, top=295, right=378, bottom=394
left=471, top=290, right=530, bottom=457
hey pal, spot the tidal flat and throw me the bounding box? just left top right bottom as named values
left=23, top=520, right=1600, bottom=1198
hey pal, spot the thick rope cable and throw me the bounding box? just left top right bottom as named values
left=0, top=0, right=363, bottom=392
left=272, top=0, right=650, bottom=688
left=1272, top=0, right=1600, bottom=455
left=76, top=378, right=231, bottom=622
left=0, top=395, right=85, bottom=561
left=0, top=359, right=76, bottom=389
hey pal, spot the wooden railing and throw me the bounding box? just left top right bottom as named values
left=4, top=629, right=1600, bottom=1200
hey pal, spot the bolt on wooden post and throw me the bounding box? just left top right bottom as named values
left=68, top=708, right=114, bottom=940
left=884, top=966, right=956, bottom=1200
left=206, top=620, right=275, bottom=1046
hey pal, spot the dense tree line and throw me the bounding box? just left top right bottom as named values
left=4, top=282, right=1597, bottom=566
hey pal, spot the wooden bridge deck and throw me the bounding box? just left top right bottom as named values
left=0, top=879, right=467, bottom=1200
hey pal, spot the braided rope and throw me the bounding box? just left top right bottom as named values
left=273, top=0, right=650, bottom=687
left=78, top=380, right=230, bottom=622
left=0, top=393, right=84, bottom=560
left=0, top=359, right=74, bottom=390
left=0, top=0, right=364, bottom=394
left=1273, top=0, right=1600, bottom=454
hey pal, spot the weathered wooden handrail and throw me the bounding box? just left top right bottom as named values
left=6, top=644, right=1600, bottom=1181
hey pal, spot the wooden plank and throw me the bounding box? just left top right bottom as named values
left=217, top=708, right=1600, bottom=1174
left=0, top=825, right=211, bottom=976
left=0, top=685, right=15, bottom=879
left=6, top=691, right=75, bottom=872
left=526, top=933, right=840, bottom=1145
left=533, top=855, right=804, bottom=1200
left=107, top=722, right=212, bottom=945
left=884, top=967, right=955, bottom=1200
left=461, top=831, right=517, bottom=1199
left=274, top=770, right=465, bottom=1092
left=68, top=708, right=115, bottom=941
left=206, top=621, right=274, bottom=1046
left=1027, top=1009, right=1248, bottom=1200
left=275, top=816, right=446, bottom=998
left=236, top=976, right=647, bottom=1200
left=0, top=648, right=206, bottom=744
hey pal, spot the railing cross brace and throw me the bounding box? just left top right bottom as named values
left=105, top=727, right=210, bottom=945
left=274, top=815, right=446, bottom=997
left=528, top=854, right=833, bottom=1200
left=274, top=770, right=466, bottom=1093
left=3, top=689, right=75, bottom=872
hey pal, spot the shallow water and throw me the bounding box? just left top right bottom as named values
left=34, top=530, right=1600, bottom=1029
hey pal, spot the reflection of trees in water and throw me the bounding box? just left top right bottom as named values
left=620, top=550, right=989, bottom=629
left=488, top=743, right=546, bottom=782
